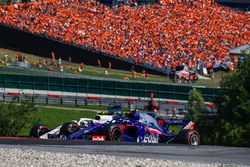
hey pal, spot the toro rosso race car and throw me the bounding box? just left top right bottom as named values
left=30, top=112, right=200, bottom=146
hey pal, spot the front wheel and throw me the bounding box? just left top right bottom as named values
left=177, top=129, right=200, bottom=146
left=30, top=124, right=50, bottom=138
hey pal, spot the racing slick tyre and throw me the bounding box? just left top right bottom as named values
left=177, top=129, right=200, bottom=146
left=106, top=126, right=124, bottom=142
left=59, top=122, right=81, bottom=137
left=30, top=124, right=50, bottom=138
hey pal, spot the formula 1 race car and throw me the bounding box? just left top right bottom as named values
left=30, top=112, right=200, bottom=145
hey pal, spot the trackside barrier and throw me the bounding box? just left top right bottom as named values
left=4, top=93, right=20, bottom=102
left=0, top=74, right=222, bottom=102
left=165, top=100, right=179, bottom=105
left=0, top=89, right=172, bottom=106
left=0, top=93, right=3, bottom=101
left=7, top=92, right=20, bottom=96
left=0, top=89, right=218, bottom=116
left=86, top=96, right=101, bottom=106
left=33, top=94, right=47, bottom=104
left=47, top=96, right=61, bottom=105
left=61, top=96, right=77, bottom=105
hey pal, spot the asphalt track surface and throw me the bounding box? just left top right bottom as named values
left=0, top=137, right=249, bottom=166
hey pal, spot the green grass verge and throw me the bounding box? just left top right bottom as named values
left=0, top=47, right=172, bottom=83
left=0, top=47, right=231, bottom=87
left=18, top=107, right=97, bottom=136
left=35, top=107, right=97, bottom=127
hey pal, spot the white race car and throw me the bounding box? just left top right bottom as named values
left=30, top=115, right=115, bottom=139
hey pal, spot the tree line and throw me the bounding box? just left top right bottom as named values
left=189, top=49, right=250, bottom=147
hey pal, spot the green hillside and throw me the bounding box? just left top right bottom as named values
left=0, top=47, right=229, bottom=87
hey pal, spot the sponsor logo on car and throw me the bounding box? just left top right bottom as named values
left=142, top=133, right=159, bottom=143
left=92, top=136, right=106, bottom=141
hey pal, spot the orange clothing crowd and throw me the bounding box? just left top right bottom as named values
left=0, top=0, right=249, bottom=73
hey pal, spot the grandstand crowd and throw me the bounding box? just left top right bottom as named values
left=0, top=0, right=249, bottom=75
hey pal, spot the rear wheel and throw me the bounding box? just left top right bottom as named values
left=59, top=122, right=80, bottom=137
left=30, top=124, right=50, bottom=138
left=189, top=132, right=199, bottom=146
left=177, top=129, right=200, bottom=146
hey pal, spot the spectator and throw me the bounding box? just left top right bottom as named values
left=4, top=54, right=8, bottom=62
left=74, top=69, right=78, bottom=74
left=147, top=92, right=159, bottom=112
left=172, top=106, right=177, bottom=119
left=132, top=70, right=137, bottom=78
left=78, top=62, right=84, bottom=72
left=142, top=69, right=146, bottom=78
left=108, top=61, right=112, bottom=69
left=66, top=63, right=72, bottom=70
left=59, top=64, right=64, bottom=73
left=97, top=59, right=101, bottom=67
left=0, top=0, right=248, bottom=76
left=145, top=72, right=148, bottom=79
left=122, top=75, right=129, bottom=80
left=58, top=58, right=62, bottom=65
left=51, top=52, right=55, bottom=60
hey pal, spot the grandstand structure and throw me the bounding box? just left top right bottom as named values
left=230, top=44, right=250, bottom=56
left=0, top=0, right=249, bottom=76
left=216, top=0, right=250, bottom=3
left=98, top=0, right=157, bottom=6
left=216, top=0, right=250, bottom=11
